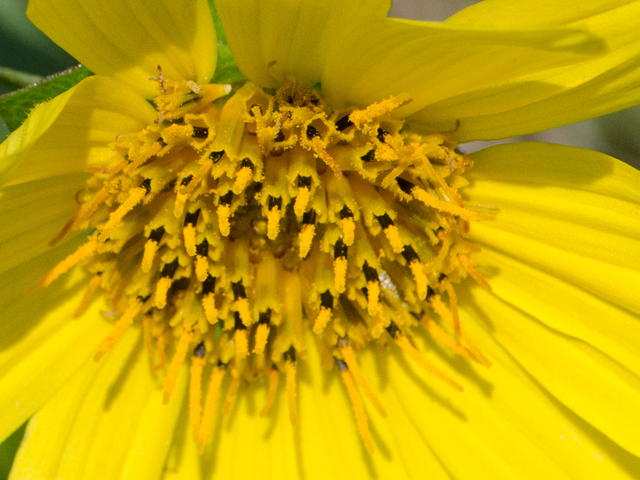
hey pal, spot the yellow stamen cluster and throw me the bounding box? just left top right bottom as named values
left=36, top=74, right=492, bottom=453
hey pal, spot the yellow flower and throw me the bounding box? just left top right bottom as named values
left=1, top=0, right=640, bottom=478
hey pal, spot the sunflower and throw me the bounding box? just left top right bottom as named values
left=1, top=0, right=640, bottom=478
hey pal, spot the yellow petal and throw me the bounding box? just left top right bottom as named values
left=321, top=17, right=603, bottom=115
left=0, top=263, right=110, bottom=443
left=0, top=173, right=87, bottom=275
left=463, top=282, right=640, bottom=460
left=214, top=0, right=391, bottom=88
left=27, top=0, right=216, bottom=98
left=10, top=328, right=186, bottom=480
left=465, top=142, right=640, bottom=314
left=0, top=75, right=155, bottom=187
left=415, top=1, right=640, bottom=140
left=447, top=0, right=634, bottom=26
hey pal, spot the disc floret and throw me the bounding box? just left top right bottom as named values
left=35, top=72, right=491, bottom=453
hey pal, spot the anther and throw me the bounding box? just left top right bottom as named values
left=160, top=258, right=180, bottom=279
left=297, top=175, right=312, bottom=189
left=386, top=321, right=401, bottom=340
left=234, top=311, right=246, bottom=330
left=157, top=137, right=168, bottom=148
left=219, top=191, right=233, bottom=206
left=306, top=125, right=320, bottom=140
left=360, top=150, right=375, bottom=162
left=202, top=275, right=216, bottom=295
left=193, top=341, right=206, bottom=358
left=149, top=226, right=165, bottom=243
left=259, top=309, right=272, bottom=324
left=320, top=290, right=334, bottom=309
left=302, top=209, right=316, bottom=225
left=362, top=262, right=378, bottom=283
left=376, top=214, right=394, bottom=229
left=335, top=115, right=354, bottom=132
left=268, top=196, right=282, bottom=210
left=376, top=128, right=389, bottom=143
left=401, top=245, right=420, bottom=263
left=180, top=175, right=194, bottom=187
left=334, top=239, right=348, bottom=259
left=232, top=281, right=247, bottom=299
left=240, top=158, right=254, bottom=170
left=339, top=205, right=354, bottom=219
left=196, top=239, right=208, bottom=257
left=184, top=208, right=201, bottom=227
left=209, top=150, right=225, bottom=163
left=395, top=177, right=414, bottom=195
left=191, top=126, right=209, bottom=139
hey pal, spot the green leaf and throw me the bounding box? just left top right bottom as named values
left=0, top=67, right=43, bottom=91
left=0, top=65, right=92, bottom=132
left=208, top=0, right=246, bottom=85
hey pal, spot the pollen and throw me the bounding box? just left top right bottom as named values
left=36, top=73, right=492, bottom=453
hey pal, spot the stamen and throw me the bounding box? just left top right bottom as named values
left=198, top=365, right=225, bottom=453
left=260, top=369, right=280, bottom=417
left=340, top=341, right=387, bottom=418
left=339, top=364, right=375, bottom=454
left=189, top=349, right=205, bottom=443
left=94, top=298, right=144, bottom=361
left=37, top=77, right=491, bottom=456
left=163, top=327, right=193, bottom=403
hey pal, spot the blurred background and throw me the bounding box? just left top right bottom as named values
left=0, top=0, right=639, bottom=477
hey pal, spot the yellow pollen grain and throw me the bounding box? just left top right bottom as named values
left=198, top=366, right=225, bottom=453
left=366, top=281, right=381, bottom=316
left=163, top=328, right=193, bottom=404
left=253, top=322, right=270, bottom=356
left=285, top=360, right=298, bottom=426
left=234, top=328, right=249, bottom=359
left=383, top=225, right=404, bottom=253
left=189, top=356, right=205, bottom=443
left=294, top=187, right=311, bottom=218
left=233, top=166, right=253, bottom=194
left=142, top=239, right=160, bottom=272
left=341, top=218, right=355, bottom=246
left=260, top=369, right=280, bottom=417
left=94, top=300, right=143, bottom=361
left=202, top=293, right=218, bottom=323
left=349, top=93, right=410, bottom=132
left=216, top=204, right=231, bottom=237
left=340, top=369, right=374, bottom=454
left=409, top=260, right=428, bottom=300
left=98, top=187, right=146, bottom=242
left=235, top=298, right=252, bottom=326
left=173, top=193, right=188, bottom=218
left=183, top=225, right=197, bottom=257
left=267, top=206, right=281, bottom=240
left=29, top=239, right=97, bottom=292
left=341, top=343, right=387, bottom=418
left=313, top=308, right=332, bottom=335
left=412, top=187, right=481, bottom=221
left=333, top=257, right=348, bottom=294
left=298, top=224, right=315, bottom=258
left=155, top=277, right=173, bottom=309
left=195, top=255, right=209, bottom=282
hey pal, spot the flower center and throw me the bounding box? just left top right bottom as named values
left=35, top=72, right=492, bottom=454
